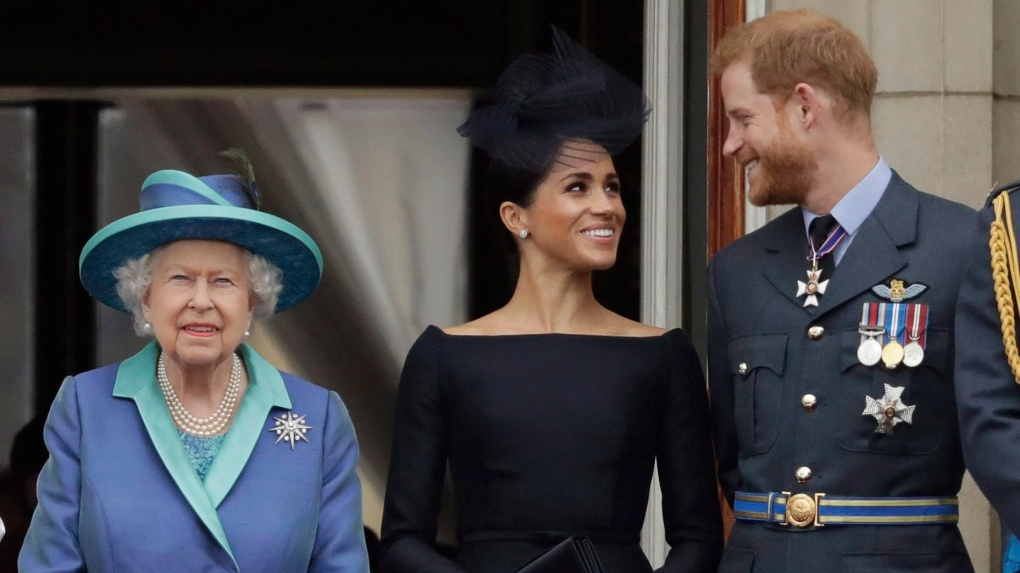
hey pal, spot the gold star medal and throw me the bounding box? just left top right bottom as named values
left=268, top=411, right=313, bottom=449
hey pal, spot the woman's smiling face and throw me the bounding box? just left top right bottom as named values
left=514, top=141, right=626, bottom=271
left=142, top=239, right=254, bottom=369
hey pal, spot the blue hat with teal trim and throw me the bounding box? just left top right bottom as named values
left=79, top=167, right=323, bottom=313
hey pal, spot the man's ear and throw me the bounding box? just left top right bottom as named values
left=791, top=82, right=823, bottom=130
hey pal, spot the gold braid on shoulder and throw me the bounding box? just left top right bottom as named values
left=991, top=191, right=1020, bottom=384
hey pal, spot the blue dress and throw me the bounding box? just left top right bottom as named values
left=178, top=430, right=226, bottom=481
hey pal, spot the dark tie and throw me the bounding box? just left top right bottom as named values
left=808, top=214, right=839, bottom=279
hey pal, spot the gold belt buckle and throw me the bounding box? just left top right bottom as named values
left=781, top=492, right=826, bottom=528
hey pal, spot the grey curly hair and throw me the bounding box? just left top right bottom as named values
left=114, top=244, right=284, bottom=337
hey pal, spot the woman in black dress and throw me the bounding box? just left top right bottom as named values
left=380, top=29, right=723, bottom=573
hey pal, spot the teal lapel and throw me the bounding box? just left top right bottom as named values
left=203, top=344, right=292, bottom=508
left=112, top=342, right=237, bottom=565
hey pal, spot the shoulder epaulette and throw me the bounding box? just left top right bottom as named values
left=986, top=179, right=1020, bottom=208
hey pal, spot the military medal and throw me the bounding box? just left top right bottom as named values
left=797, top=268, right=828, bottom=307
left=796, top=220, right=847, bottom=307
left=867, top=284, right=931, bottom=369
left=858, top=336, right=883, bottom=366
left=903, top=339, right=924, bottom=368
left=858, top=304, right=886, bottom=366
left=881, top=302, right=908, bottom=369
left=902, top=303, right=929, bottom=368
left=882, top=340, right=904, bottom=369
left=857, top=325, right=884, bottom=366
left=863, top=384, right=916, bottom=434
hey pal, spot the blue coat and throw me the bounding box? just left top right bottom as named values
left=956, top=185, right=1020, bottom=535
left=708, top=174, right=976, bottom=572
left=19, top=342, right=369, bottom=573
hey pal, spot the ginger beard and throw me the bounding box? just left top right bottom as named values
left=740, top=115, right=818, bottom=207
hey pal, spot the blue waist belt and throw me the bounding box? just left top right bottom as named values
left=733, top=491, right=959, bottom=528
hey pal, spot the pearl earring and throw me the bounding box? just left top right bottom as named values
left=519, top=229, right=529, bottom=239
left=244, top=330, right=251, bottom=338
left=142, top=322, right=153, bottom=334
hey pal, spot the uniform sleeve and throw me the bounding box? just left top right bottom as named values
left=19, top=376, right=87, bottom=572
left=379, top=330, right=467, bottom=573
left=656, top=330, right=724, bottom=573
left=707, top=258, right=740, bottom=503
left=954, top=205, right=1020, bottom=533
left=309, top=391, right=370, bottom=573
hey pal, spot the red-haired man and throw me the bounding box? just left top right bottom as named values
left=707, top=9, right=976, bottom=572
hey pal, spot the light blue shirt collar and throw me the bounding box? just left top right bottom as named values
left=802, top=157, right=891, bottom=237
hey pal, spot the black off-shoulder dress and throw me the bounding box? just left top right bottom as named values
left=380, top=326, right=722, bottom=573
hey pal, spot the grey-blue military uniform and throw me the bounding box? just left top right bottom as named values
left=955, top=180, right=1020, bottom=572
left=708, top=168, right=976, bottom=573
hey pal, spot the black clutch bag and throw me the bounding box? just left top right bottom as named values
left=515, top=536, right=606, bottom=573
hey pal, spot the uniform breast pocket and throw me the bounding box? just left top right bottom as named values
left=728, top=333, right=788, bottom=457
left=836, top=327, right=952, bottom=454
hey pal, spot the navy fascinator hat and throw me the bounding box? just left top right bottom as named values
left=457, top=26, right=651, bottom=173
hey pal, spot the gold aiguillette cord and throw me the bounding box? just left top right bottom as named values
left=991, top=191, right=1020, bottom=384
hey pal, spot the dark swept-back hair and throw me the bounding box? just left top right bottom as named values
left=484, top=160, right=545, bottom=256
left=461, top=26, right=649, bottom=257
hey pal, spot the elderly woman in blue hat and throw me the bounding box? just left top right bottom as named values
left=19, top=153, right=370, bottom=573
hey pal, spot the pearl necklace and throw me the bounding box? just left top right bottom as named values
left=157, top=352, right=242, bottom=437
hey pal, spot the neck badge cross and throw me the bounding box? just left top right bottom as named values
left=796, top=264, right=828, bottom=307
left=796, top=220, right=847, bottom=307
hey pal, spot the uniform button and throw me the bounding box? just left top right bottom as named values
left=738, top=363, right=748, bottom=375
left=807, top=325, right=825, bottom=340
left=796, top=467, right=812, bottom=483
left=801, top=394, right=818, bottom=411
